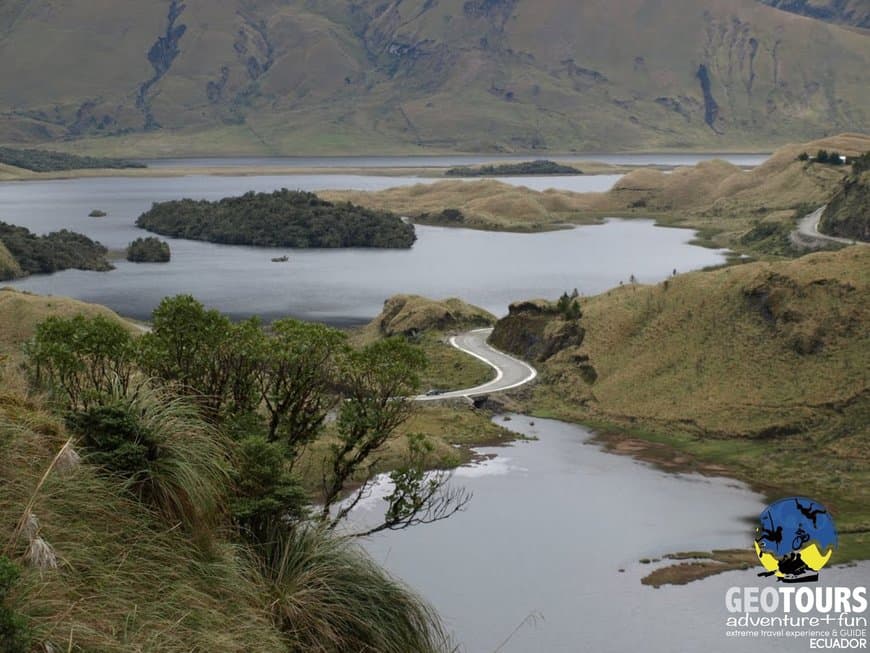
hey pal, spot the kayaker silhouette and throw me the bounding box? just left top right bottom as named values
left=795, top=498, right=827, bottom=529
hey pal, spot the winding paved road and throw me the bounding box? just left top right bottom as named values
left=792, top=205, right=866, bottom=249
left=414, top=327, right=537, bottom=401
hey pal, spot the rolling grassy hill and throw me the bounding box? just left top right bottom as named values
left=493, top=246, right=869, bottom=557
left=0, top=0, right=868, bottom=155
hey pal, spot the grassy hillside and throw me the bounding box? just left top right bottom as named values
left=0, top=242, right=22, bottom=280
left=354, top=294, right=496, bottom=392
left=0, top=387, right=287, bottom=652
left=332, top=134, right=870, bottom=254
left=0, top=290, right=458, bottom=652
left=0, top=289, right=138, bottom=357
left=496, top=247, right=869, bottom=557
left=1, top=0, right=868, bottom=154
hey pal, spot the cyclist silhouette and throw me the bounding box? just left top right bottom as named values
left=795, top=498, right=827, bottom=529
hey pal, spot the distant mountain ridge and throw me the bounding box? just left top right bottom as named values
left=756, top=0, right=870, bottom=28
left=0, top=0, right=867, bottom=155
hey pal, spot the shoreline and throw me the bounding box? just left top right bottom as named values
left=0, top=161, right=640, bottom=182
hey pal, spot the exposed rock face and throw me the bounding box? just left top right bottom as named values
left=819, top=172, right=870, bottom=242
left=490, top=300, right=585, bottom=362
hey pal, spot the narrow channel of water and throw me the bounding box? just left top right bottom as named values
left=349, top=416, right=866, bottom=652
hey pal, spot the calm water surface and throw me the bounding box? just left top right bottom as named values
left=350, top=416, right=867, bottom=653
left=1, top=174, right=726, bottom=322
left=144, top=153, right=768, bottom=169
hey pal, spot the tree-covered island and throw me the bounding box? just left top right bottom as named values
left=135, top=189, right=417, bottom=249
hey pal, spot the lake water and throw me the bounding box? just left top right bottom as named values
left=0, top=173, right=726, bottom=323
left=143, top=153, right=769, bottom=169
left=349, top=416, right=868, bottom=653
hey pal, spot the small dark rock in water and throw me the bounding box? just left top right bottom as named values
left=529, top=421, right=535, bottom=426
left=89, top=209, right=107, bottom=217
left=503, top=415, right=512, bottom=421
left=618, top=568, right=625, bottom=573
left=271, top=255, right=289, bottom=262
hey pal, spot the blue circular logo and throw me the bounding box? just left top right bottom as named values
left=754, top=497, right=837, bottom=581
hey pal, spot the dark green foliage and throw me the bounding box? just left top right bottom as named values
left=323, top=338, right=426, bottom=523
left=257, top=318, right=347, bottom=448
left=138, top=295, right=263, bottom=418
left=740, top=221, right=801, bottom=256
left=66, top=388, right=230, bottom=532
left=797, top=151, right=809, bottom=161
left=231, top=436, right=309, bottom=543
left=89, top=209, right=107, bottom=217
left=0, top=146, right=145, bottom=172
left=26, top=315, right=136, bottom=407
left=127, top=236, right=170, bottom=262
left=135, top=189, right=416, bottom=249
left=445, top=160, right=581, bottom=176
left=415, top=208, right=466, bottom=226
left=0, top=221, right=112, bottom=278
left=815, top=149, right=843, bottom=166
left=556, top=290, right=582, bottom=320
left=68, top=402, right=158, bottom=479
left=851, top=152, right=870, bottom=175
left=0, top=557, right=30, bottom=653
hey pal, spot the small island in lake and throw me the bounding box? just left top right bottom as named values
left=89, top=209, right=108, bottom=218
left=135, top=189, right=417, bottom=249
left=0, top=221, right=113, bottom=280
left=127, top=237, right=171, bottom=263
left=445, top=160, right=582, bottom=177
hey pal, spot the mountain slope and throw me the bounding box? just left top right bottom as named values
left=757, top=0, right=870, bottom=28
left=0, top=0, right=868, bottom=154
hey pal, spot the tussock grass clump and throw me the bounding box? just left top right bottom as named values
left=260, top=526, right=451, bottom=653
left=67, top=383, right=230, bottom=533
left=0, top=398, right=286, bottom=653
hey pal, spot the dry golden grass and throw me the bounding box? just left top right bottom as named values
left=0, top=371, right=287, bottom=653
left=326, top=134, right=869, bottom=254
left=542, top=246, right=868, bottom=434
left=324, top=180, right=611, bottom=231
left=362, top=294, right=496, bottom=338
left=527, top=246, right=869, bottom=558
left=0, top=288, right=137, bottom=357
left=0, top=241, right=22, bottom=280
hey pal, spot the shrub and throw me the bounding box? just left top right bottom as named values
left=67, top=386, right=229, bottom=532
left=0, top=222, right=112, bottom=275
left=230, top=435, right=309, bottom=543
left=127, top=236, right=170, bottom=263
left=26, top=315, right=136, bottom=407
